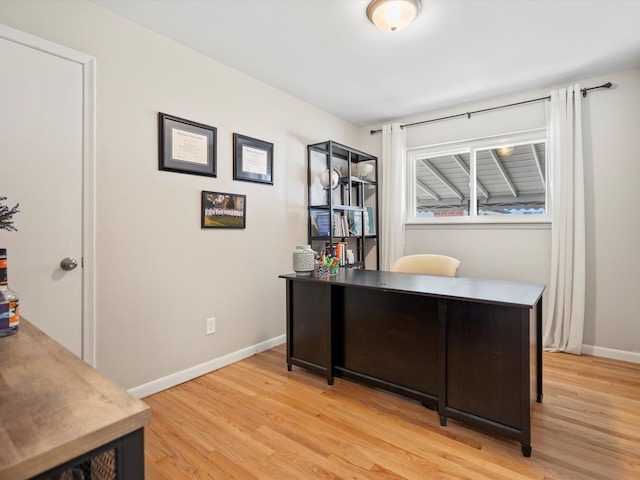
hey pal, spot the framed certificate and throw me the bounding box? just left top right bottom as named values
left=233, top=133, right=273, bottom=185
left=158, top=113, right=217, bottom=177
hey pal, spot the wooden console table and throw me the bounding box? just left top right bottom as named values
left=0, top=319, right=150, bottom=480
left=280, top=269, right=545, bottom=456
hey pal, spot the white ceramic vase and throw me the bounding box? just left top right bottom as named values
left=292, top=245, right=315, bottom=276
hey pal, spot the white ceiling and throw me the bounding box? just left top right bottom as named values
left=92, top=0, right=640, bottom=126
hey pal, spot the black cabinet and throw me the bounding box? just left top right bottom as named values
left=441, top=300, right=538, bottom=457
left=307, top=141, right=379, bottom=270
left=285, top=279, right=334, bottom=384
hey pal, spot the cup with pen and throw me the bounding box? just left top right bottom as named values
left=314, top=250, right=338, bottom=278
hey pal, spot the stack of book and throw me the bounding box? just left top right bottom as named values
left=333, top=213, right=349, bottom=237
left=313, top=208, right=374, bottom=238
left=335, top=241, right=347, bottom=265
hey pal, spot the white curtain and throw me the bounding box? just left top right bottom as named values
left=380, top=123, right=406, bottom=271
left=543, top=85, right=586, bottom=354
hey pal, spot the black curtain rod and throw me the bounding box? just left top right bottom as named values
left=370, top=82, right=612, bottom=135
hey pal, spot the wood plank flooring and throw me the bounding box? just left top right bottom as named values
left=143, top=346, right=640, bottom=479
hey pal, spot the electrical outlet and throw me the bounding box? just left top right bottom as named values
left=206, top=317, right=216, bottom=335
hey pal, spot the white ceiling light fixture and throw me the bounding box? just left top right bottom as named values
left=497, top=146, right=515, bottom=157
left=366, top=0, right=422, bottom=32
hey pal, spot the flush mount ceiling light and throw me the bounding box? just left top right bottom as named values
left=367, top=0, right=422, bottom=32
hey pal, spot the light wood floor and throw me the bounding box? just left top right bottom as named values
left=143, top=346, right=640, bottom=479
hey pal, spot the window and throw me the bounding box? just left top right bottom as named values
left=407, top=129, right=548, bottom=223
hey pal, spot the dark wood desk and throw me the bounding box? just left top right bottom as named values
left=280, top=269, right=545, bottom=457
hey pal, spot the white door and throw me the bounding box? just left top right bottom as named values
left=0, top=28, right=92, bottom=359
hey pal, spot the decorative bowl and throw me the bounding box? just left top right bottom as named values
left=355, top=163, right=375, bottom=180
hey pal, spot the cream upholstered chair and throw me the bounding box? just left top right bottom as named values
left=390, top=254, right=460, bottom=277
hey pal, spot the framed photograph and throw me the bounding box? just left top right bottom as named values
left=233, top=133, right=273, bottom=185
left=159, top=112, right=217, bottom=177
left=201, top=191, right=246, bottom=229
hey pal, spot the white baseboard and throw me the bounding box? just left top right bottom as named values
left=582, top=344, right=640, bottom=364
left=128, top=334, right=286, bottom=399
left=127, top=338, right=637, bottom=399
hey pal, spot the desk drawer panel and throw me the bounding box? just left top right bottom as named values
left=445, top=300, right=522, bottom=429
left=340, top=287, right=438, bottom=395
left=290, top=281, right=331, bottom=368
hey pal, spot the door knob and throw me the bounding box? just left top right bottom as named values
left=60, top=257, right=79, bottom=271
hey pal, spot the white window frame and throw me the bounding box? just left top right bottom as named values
left=406, top=128, right=550, bottom=225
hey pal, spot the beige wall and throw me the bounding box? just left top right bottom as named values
left=363, top=67, right=640, bottom=358
left=0, top=0, right=364, bottom=391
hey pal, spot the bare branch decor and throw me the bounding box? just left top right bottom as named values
left=0, top=197, right=19, bottom=232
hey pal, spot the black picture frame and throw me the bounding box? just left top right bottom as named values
left=201, top=191, right=246, bottom=229
left=233, top=133, right=273, bottom=185
left=158, top=112, right=217, bottom=177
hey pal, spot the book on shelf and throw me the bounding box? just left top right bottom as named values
left=332, top=213, right=350, bottom=238
left=348, top=210, right=362, bottom=236
left=335, top=241, right=347, bottom=265
left=364, top=206, right=375, bottom=235
left=313, top=211, right=330, bottom=237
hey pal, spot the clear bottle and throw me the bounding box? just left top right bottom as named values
left=0, top=248, right=19, bottom=337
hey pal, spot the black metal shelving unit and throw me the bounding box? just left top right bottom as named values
left=307, top=140, right=379, bottom=270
